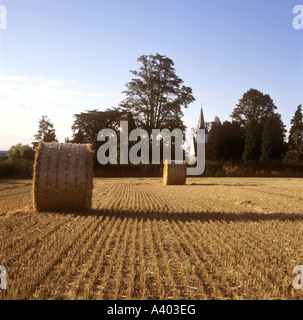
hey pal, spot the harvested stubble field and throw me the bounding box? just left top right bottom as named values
left=1, top=177, right=303, bottom=300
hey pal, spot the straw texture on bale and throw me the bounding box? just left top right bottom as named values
left=33, top=142, right=94, bottom=212
left=163, top=160, right=186, bottom=185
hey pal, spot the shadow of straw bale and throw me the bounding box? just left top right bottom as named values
left=80, top=209, right=303, bottom=223
left=189, top=183, right=259, bottom=187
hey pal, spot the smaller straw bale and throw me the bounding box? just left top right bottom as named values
left=163, top=160, right=186, bottom=185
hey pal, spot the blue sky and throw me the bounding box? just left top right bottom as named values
left=0, top=0, right=302, bottom=150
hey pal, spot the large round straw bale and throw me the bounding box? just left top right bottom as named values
left=33, top=142, right=94, bottom=212
left=163, top=160, right=186, bottom=185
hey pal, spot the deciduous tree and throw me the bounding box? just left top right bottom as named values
left=119, top=53, right=195, bottom=135
left=231, top=88, right=277, bottom=131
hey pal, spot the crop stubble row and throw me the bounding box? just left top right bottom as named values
left=0, top=177, right=303, bottom=299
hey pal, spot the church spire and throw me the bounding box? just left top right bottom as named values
left=197, top=105, right=205, bottom=130
left=190, top=104, right=209, bottom=159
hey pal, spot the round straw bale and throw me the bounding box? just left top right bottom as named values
left=163, top=160, right=186, bottom=185
left=33, top=142, right=94, bottom=212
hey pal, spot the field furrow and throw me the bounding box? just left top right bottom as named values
left=1, top=177, right=303, bottom=300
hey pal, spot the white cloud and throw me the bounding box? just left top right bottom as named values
left=90, top=93, right=105, bottom=98
left=0, top=74, right=105, bottom=104
left=0, top=74, right=107, bottom=150
left=45, top=79, right=65, bottom=86
left=16, top=104, right=33, bottom=110
left=3, top=75, right=29, bottom=81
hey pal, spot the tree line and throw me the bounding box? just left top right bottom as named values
left=206, top=89, right=302, bottom=164
left=1, top=53, right=303, bottom=178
